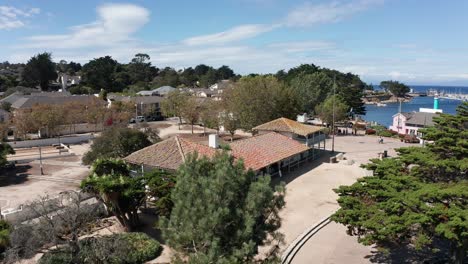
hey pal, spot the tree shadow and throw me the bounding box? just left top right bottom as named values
left=137, top=208, right=166, bottom=244
left=365, top=240, right=451, bottom=264
left=271, top=150, right=345, bottom=186
left=0, top=164, right=32, bottom=187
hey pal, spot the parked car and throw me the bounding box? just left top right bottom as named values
left=129, top=116, right=146, bottom=123
left=404, top=134, right=420, bottom=143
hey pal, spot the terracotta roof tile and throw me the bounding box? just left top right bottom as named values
left=124, top=136, right=217, bottom=171
left=230, top=132, right=309, bottom=171
left=252, top=117, right=324, bottom=136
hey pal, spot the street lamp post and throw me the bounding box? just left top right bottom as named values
left=332, top=76, right=336, bottom=153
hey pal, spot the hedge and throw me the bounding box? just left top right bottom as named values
left=39, top=232, right=160, bottom=264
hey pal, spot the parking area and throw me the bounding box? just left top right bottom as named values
left=0, top=143, right=91, bottom=210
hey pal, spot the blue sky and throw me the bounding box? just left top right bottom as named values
left=1, top=0, right=468, bottom=85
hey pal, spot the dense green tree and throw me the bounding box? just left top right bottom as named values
left=22, top=52, right=57, bottom=90
left=128, top=53, right=154, bottom=83
left=0, top=142, right=15, bottom=168
left=224, top=75, right=300, bottom=130
left=81, top=159, right=145, bottom=231
left=81, top=56, right=120, bottom=92
left=194, top=64, right=210, bottom=77
left=82, top=127, right=152, bottom=165
left=217, top=65, right=235, bottom=80
left=380, top=80, right=410, bottom=97
left=152, top=67, right=179, bottom=87
left=314, top=95, right=349, bottom=125
left=332, top=102, right=468, bottom=264
left=199, top=68, right=218, bottom=87
left=144, top=170, right=176, bottom=217
left=180, top=67, right=197, bottom=87
left=160, top=152, right=285, bottom=263
left=0, top=220, right=10, bottom=256
left=290, top=72, right=333, bottom=113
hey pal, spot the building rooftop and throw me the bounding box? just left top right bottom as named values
left=11, top=94, right=99, bottom=109
left=125, top=132, right=310, bottom=172
left=402, top=112, right=438, bottom=126
left=124, top=135, right=218, bottom=171
left=252, top=117, right=324, bottom=137
left=229, top=132, right=310, bottom=171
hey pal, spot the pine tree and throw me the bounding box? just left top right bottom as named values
left=332, top=102, right=468, bottom=263
left=160, top=152, right=285, bottom=263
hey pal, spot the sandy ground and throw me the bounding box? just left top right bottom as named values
left=282, top=135, right=417, bottom=264
left=0, top=143, right=91, bottom=210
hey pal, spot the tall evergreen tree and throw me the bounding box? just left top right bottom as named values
left=160, top=153, right=285, bottom=263
left=22, top=52, right=57, bottom=90
left=332, top=102, right=468, bottom=264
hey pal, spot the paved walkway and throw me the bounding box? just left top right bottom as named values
left=279, top=135, right=414, bottom=264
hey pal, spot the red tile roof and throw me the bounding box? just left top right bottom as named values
left=124, top=136, right=217, bottom=171
left=125, top=132, right=310, bottom=172
left=230, top=132, right=310, bottom=171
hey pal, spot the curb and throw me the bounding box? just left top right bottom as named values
left=281, top=216, right=332, bottom=264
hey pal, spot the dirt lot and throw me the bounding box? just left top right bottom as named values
left=0, top=143, right=91, bottom=210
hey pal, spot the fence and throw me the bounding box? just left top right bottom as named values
left=7, top=134, right=94, bottom=148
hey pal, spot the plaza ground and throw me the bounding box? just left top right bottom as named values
left=280, top=134, right=411, bottom=264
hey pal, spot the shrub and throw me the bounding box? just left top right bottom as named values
left=39, top=232, right=160, bottom=264
left=365, top=128, right=376, bottom=135
left=0, top=220, right=10, bottom=255
left=377, top=130, right=393, bottom=137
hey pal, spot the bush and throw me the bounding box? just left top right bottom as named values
left=39, top=232, right=161, bottom=264
left=377, top=130, right=393, bottom=137
left=82, top=127, right=152, bottom=165
left=0, top=220, right=10, bottom=255
left=365, top=128, right=376, bottom=135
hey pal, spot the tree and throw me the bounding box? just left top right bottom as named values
left=4, top=191, right=103, bottom=263
left=30, top=104, right=64, bottom=137
left=332, top=102, right=468, bottom=264
left=161, top=90, right=190, bottom=129
left=81, top=159, right=145, bottom=231
left=0, top=102, right=11, bottom=112
left=82, top=127, right=152, bottom=165
left=180, top=67, right=197, bottom=87
left=160, top=152, right=285, bottom=263
left=22, top=52, right=57, bottom=91
left=144, top=170, right=176, bottom=217
left=224, top=75, right=300, bottom=131
left=128, top=53, right=154, bottom=83
left=0, top=143, right=14, bottom=168
left=380, top=80, right=410, bottom=97
left=200, top=100, right=222, bottom=134
left=180, top=97, right=201, bottom=134
left=199, top=68, right=218, bottom=87
left=290, top=72, right=333, bottom=113
left=315, top=95, right=349, bottom=125
left=217, top=65, right=235, bottom=80
left=0, top=220, right=10, bottom=256
left=81, top=56, right=119, bottom=92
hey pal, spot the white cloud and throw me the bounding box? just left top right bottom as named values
left=20, top=3, right=149, bottom=49
left=182, top=24, right=276, bottom=46
left=284, top=0, right=383, bottom=27
left=268, top=41, right=335, bottom=53
left=0, top=6, right=40, bottom=30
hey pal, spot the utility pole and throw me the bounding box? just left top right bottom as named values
left=332, top=76, right=336, bottom=153
left=39, top=146, right=44, bottom=175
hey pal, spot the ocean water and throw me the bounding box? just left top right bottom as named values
left=363, top=85, right=467, bottom=127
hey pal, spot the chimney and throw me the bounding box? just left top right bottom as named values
left=209, top=134, right=219, bottom=149
left=433, top=97, right=439, bottom=110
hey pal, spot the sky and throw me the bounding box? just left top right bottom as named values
left=1, top=0, right=468, bottom=85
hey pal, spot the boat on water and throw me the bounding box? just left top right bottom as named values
left=376, top=102, right=387, bottom=107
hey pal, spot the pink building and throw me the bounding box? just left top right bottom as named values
left=389, top=111, right=438, bottom=136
